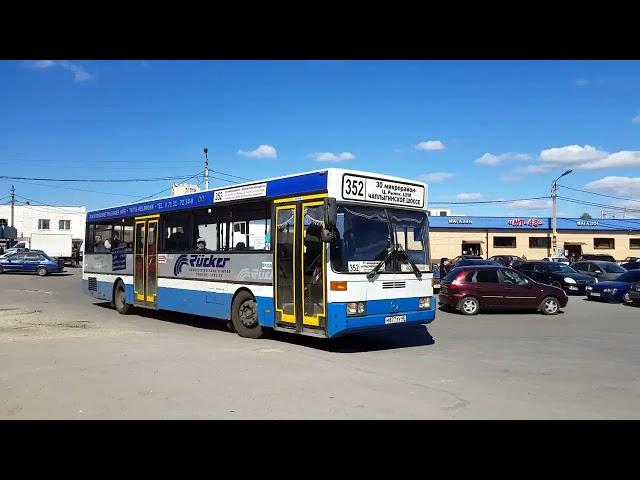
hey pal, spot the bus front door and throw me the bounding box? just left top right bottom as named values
left=134, top=215, right=159, bottom=308
left=274, top=198, right=327, bottom=334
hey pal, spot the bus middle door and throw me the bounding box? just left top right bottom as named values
left=133, top=215, right=159, bottom=308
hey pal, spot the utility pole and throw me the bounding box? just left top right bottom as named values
left=10, top=185, right=15, bottom=227
left=551, top=169, right=573, bottom=256
left=203, top=147, right=209, bottom=190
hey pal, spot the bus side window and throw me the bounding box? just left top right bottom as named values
left=162, top=212, right=193, bottom=252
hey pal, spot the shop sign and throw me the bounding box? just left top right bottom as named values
left=576, top=220, right=598, bottom=226
left=508, top=218, right=543, bottom=227
left=448, top=218, right=472, bottom=224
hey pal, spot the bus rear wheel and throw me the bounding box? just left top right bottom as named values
left=114, top=280, right=132, bottom=315
left=231, top=291, right=265, bottom=339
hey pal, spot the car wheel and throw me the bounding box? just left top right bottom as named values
left=37, top=267, right=48, bottom=277
left=540, top=297, right=560, bottom=315
left=0, top=266, right=3, bottom=274
left=459, top=296, right=479, bottom=316
left=231, top=290, right=266, bottom=339
left=114, top=280, right=132, bottom=315
left=622, top=292, right=633, bottom=305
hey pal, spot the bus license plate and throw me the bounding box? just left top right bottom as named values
left=385, top=315, right=406, bottom=324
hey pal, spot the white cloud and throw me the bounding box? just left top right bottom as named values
left=576, top=79, right=590, bottom=87
left=415, top=140, right=446, bottom=151
left=540, top=144, right=609, bottom=164
left=577, top=150, right=640, bottom=170
left=507, top=199, right=553, bottom=209
left=632, top=115, right=640, bottom=124
left=29, top=60, right=92, bottom=82
left=237, top=144, right=277, bottom=159
left=455, top=192, right=482, bottom=200
left=417, top=172, right=454, bottom=183
left=313, top=151, right=355, bottom=163
left=474, top=152, right=531, bottom=166
left=584, top=176, right=640, bottom=197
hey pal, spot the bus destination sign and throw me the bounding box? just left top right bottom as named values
left=341, top=174, right=425, bottom=208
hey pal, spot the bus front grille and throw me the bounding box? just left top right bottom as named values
left=88, top=277, right=97, bottom=291
left=382, top=281, right=406, bottom=289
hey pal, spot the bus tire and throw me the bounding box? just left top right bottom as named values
left=231, top=290, right=264, bottom=339
left=114, top=280, right=132, bottom=315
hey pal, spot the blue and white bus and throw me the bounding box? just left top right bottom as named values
left=83, top=169, right=435, bottom=338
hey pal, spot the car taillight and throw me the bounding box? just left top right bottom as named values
left=451, top=278, right=462, bottom=288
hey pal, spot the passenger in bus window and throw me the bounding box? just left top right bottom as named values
left=111, top=231, right=121, bottom=250
left=196, top=238, right=212, bottom=252
left=94, top=234, right=108, bottom=253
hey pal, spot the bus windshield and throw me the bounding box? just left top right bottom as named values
left=330, top=205, right=429, bottom=273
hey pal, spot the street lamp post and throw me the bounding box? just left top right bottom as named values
left=551, top=169, right=573, bottom=255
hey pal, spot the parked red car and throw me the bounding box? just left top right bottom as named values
left=438, top=265, right=568, bottom=315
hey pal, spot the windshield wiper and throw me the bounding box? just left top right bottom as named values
left=366, top=244, right=396, bottom=280
left=394, top=243, right=422, bottom=280
left=366, top=243, right=423, bottom=280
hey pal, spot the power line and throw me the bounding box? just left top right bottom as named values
left=15, top=194, right=82, bottom=208
left=209, top=170, right=253, bottom=182
left=6, top=179, right=143, bottom=198
left=0, top=173, right=203, bottom=183
left=429, top=196, right=551, bottom=205
left=558, top=196, right=640, bottom=214
left=134, top=171, right=205, bottom=202
left=558, top=184, right=640, bottom=205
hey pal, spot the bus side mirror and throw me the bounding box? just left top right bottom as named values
left=324, top=197, right=337, bottom=228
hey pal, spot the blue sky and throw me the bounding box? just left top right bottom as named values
left=1, top=60, right=640, bottom=217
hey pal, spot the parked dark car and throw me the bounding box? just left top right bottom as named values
left=576, top=254, right=617, bottom=263
left=621, top=257, right=639, bottom=263
left=452, top=259, right=501, bottom=269
left=627, top=282, right=640, bottom=305
left=515, top=261, right=595, bottom=294
left=0, top=251, right=64, bottom=276
left=438, top=265, right=568, bottom=315
left=450, top=255, right=483, bottom=268
left=571, top=260, right=626, bottom=281
left=489, top=255, right=523, bottom=268
left=585, top=270, right=640, bottom=304
left=620, top=262, right=640, bottom=271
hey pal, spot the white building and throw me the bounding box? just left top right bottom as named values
left=427, top=208, right=465, bottom=217
left=0, top=204, right=86, bottom=246
left=171, top=183, right=201, bottom=196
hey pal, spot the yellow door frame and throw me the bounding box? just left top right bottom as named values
left=274, top=205, right=296, bottom=324
left=301, top=200, right=326, bottom=327
left=146, top=218, right=159, bottom=304
left=133, top=220, right=146, bottom=302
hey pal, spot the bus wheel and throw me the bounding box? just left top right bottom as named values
left=114, top=280, right=131, bottom=315
left=231, top=291, right=264, bottom=339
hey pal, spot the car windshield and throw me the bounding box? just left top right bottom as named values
left=330, top=205, right=429, bottom=273
left=547, top=264, right=577, bottom=273
left=617, top=271, right=640, bottom=283
left=604, top=263, right=626, bottom=273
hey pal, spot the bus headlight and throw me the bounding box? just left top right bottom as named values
left=419, top=297, right=431, bottom=309
left=347, top=302, right=366, bottom=315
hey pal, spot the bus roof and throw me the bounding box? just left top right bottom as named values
left=86, top=168, right=428, bottom=222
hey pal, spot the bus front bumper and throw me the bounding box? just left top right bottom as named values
left=326, top=298, right=436, bottom=337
